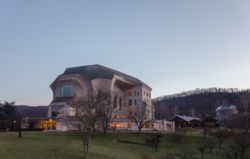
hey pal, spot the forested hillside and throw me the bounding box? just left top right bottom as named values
left=15, top=105, right=48, bottom=118
left=153, top=88, right=250, bottom=120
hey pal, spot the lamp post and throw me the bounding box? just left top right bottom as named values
left=49, top=118, right=52, bottom=131
left=13, top=120, right=16, bottom=131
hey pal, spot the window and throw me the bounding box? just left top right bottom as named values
left=129, top=99, right=132, bottom=106
left=60, top=85, right=74, bottom=97
left=128, top=110, right=132, bottom=115
left=119, top=97, right=122, bottom=109
left=148, top=110, right=150, bottom=115
left=144, top=122, right=151, bottom=128
left=127, top=122, right=132, bottom=128
left=134, top=91, right=137, bottom=96
left=134, top=99, right=137, bottom=105
left=116, top=122, right=123, bottom=128
left=109, top=122, right=115, bottom=128
left=113, top=96, right=117, bottom=108
left=128, top=91, right=132, bottom=96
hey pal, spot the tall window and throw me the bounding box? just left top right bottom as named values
left=113, top=96, right=117, bottom=108
left=119, top=97, right=122, bottom=110
left=129, top=99, right=132, bottom=106
left=128, top=91, right=132, bottom=96
left=60, top=85, right=74, bottom=97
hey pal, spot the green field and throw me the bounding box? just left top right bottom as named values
left=0, top=130, right=247, bottom=159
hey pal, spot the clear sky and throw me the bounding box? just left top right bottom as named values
left=0, top=0, right=250, bottom=105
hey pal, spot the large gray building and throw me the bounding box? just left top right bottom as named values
left=48, top=64, right=158, bottom=131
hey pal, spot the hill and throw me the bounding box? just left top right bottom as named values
left=15, top=105, right=48, bottom=118
left=153, top=88, right=250, bottom=120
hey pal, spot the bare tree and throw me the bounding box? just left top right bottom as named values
left=197, top=140, right=207, bottom=159
left=177, top=145, right=196, bottom=159
left=0, top=101, right=16, bottom=131
left=213, top=128, right=226, bottom=149
left=144, top=133, right=162, bottom=152
left=130, top=101, right=152, bottom=133
left=223, top=113, right=250, bottom=159
left=98, top=91, right=116, bottom=135
left=69, top=90, right=109, bottom=159
left=169, top=132, right=185, bottom=148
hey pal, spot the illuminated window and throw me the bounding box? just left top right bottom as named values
left=116, top=122, right=123, bottom=128
left=127, top=122, right=132, bottom=128
left=109, top=122, right=115, bottom=128
left=144, top=122, right=151, bottom=128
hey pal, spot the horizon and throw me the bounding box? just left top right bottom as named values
left=14, top=86, right=250, bottom=106
left=0, top=0, right=250, bottom=105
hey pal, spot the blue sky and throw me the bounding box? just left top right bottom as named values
left=0, top=0, right=250, bottom=105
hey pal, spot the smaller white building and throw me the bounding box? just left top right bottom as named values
left=216, top=104, right=238, bottom=122
left=154, top=120, right=175, bottom=132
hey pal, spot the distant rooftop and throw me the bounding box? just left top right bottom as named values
left=170, top=115, right=201, bottom=122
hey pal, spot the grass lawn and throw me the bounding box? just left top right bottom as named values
left=0, top=130, right=248, bottom=159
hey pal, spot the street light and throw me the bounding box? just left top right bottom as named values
left=49, top=118, right=52, bottom=131
left=13, top=120, right=16, bottom=131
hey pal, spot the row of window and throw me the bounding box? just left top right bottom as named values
left=128, top=99, right=140, bottom=106
left=108, top=122, right=152, bottom=129
left=128, top=91, right=140, bottom=97
left=59, top=85, right=151, bottom=106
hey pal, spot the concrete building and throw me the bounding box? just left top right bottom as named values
left=48, top=64, right=173, bottom=132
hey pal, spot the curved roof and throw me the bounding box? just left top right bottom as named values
left=61, top=64, right=151, bottom=89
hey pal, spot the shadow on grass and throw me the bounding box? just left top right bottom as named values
left=116, top=139, right=145, bottom=146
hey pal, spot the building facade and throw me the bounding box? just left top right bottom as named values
left=48, top=64, right=164, bottom=131
left=170, top=115, right=201, bottom=128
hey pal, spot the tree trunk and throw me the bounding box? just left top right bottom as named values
left=203, top=127, right=207, bottom=139
left=219, top=140, right=222, bottom=149
left=83, top=131, right=91, bottom=159
left=103, top=122, right=108, bottom=136
left=138, top=127, right=142, bottom=133
left=18, top=127, right=22, bottom=138
left=201, top=152, right=204, bottom=159
left=103, top=127, right=107, bottom=136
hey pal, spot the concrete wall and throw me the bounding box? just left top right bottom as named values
left=49, top=71, right=164, bottom=132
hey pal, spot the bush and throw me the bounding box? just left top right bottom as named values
left=144, top=133, right=162, bottom=152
